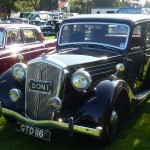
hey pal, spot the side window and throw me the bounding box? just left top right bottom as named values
left=7, top=29, right=23, bottom=45
left=23, top=29, right=39, bottom=43
left=145, top=23, right=150, bottom=47
left=0, top=31, right=4, bottom=47
left=60, top=25, right=70, bottom=43
left=32, top=15, right=40, bottom=21
left=131, top=25, right=141, bottom=47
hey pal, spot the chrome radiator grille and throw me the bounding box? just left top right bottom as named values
left=25, top=61, right=61, bottom=120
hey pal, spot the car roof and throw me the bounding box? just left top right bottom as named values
left=0, top=23, right=38, bottom=30
left=65, top=14, right=150, bottom=23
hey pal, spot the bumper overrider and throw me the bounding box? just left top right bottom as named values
left=0, top=102, right=102, bottom=138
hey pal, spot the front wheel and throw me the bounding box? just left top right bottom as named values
left=100, top=101, right=123, bottom=145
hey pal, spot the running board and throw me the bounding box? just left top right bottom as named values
left=135, top=89, right=150, bottom=104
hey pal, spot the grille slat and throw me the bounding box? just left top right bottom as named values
left=25, top=62, right=61, bottom=120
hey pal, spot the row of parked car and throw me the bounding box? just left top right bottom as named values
left=29, top=19, right=61, bottom=35
left=1, top=13, right=150, bottom=146
left=0, top=17, right=62, bottom=36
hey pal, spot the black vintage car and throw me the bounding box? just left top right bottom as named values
left=0, top=14, right=150, bottom=144
left=41, top=19, right=61, bottom=35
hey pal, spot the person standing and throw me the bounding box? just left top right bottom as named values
left=54, top=21, right=61, bottom=38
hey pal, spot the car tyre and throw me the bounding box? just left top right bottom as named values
left=100, top=100, right=122, bottom=145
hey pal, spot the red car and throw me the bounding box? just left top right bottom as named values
left=0, top=23, right=56, bottom=74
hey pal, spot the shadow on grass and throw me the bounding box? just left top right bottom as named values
left=111, top=100, right=150, bottom=150
left=0, top=100, right=150, bottom=150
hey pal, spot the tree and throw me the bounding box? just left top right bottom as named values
left=93, top=0, right=120, bottom=8
left=0, top=0, right=40, bottom=17
left=39, top=0, right=58, bottom=11
left=144, top=1, right=150, bottom=8
left=70, top=0, right=121, bottom=14
left=70, top=0, right=93, bottom=14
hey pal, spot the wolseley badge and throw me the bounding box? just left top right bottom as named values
left=37, top=63, right=47, bottom=71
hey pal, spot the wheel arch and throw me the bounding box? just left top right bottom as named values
left=74, top=79, right=131, bottom=128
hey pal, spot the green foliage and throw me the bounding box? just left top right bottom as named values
left=40, top=0, right=58, bottom=11
left=44, top=35, right=55, bottom=40
left=0, top=0, right=40, bottom=14
left=144, top=1, right=150, bottom=8
left=70, top=0, right=120, bottom=14
left=70, top=0, right=86, bottom=14
left=94, top=0, right=120, bottom=8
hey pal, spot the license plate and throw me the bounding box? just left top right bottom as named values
left=16, top=122, right=51, bottom=141
left=29, top=79, right=52, bottom=94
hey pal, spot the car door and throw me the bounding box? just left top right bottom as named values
left=125, top=24, right=146, bottom=92
left=141, top=22, right=150, bottom=83
left=0, top=28, right=28, bottom=74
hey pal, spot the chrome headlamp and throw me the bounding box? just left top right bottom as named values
left=12, top=63, right=27, bottom=81
left=71, top=69, right=92, bottom=91
left=9, top=89, right=22, bottom=102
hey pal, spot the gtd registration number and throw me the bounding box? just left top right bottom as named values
left=16, top=122, right=51, bottom=141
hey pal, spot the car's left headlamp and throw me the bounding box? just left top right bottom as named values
left=12, top=63, right=27, bottom=81
left=71, top=70, right=92, bottom=91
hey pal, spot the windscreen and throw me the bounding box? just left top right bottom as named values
left=59, top=23, right=129, bottom=50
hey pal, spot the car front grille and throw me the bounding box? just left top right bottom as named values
left=25, top=61, right=61, bottom=120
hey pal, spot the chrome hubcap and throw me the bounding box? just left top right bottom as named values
left=110, top=110, right=118, bottom=127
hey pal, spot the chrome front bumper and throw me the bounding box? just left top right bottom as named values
left=1, top=107, right=102, bottom=138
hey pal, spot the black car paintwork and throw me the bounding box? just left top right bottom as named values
left=0, top=68, right=25, bottom=113
left=0, top=48, right=124, bottom=118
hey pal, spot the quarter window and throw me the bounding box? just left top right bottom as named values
left=23, top=29, right=39, bottom=43
left=145, top=23, right=150, bottom=47
left=131, top=26, right=141, bottom=47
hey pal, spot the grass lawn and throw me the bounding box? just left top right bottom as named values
left=44, top=35, right=55, bottom=40
left=0, top=100, right=150, bottom=150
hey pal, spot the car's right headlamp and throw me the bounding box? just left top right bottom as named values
left=71, top=70, right=92, bottom=91
left=12, top=63, right=27, bottom=81
left=9, top=88, right=22, bottom=102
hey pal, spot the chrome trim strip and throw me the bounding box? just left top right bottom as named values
left=84, top=62, right=116, bottom=70
left=91, top=70, right=114, bottom=76
left=88, top=66, right=115, bottom=73
left=2, top=108, right=102, bottom=137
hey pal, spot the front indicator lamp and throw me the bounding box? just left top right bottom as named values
left=9, top=89, right=22, bottom=102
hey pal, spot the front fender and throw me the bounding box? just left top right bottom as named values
left=0, top=68, right=25, bottom=112
left=75, top=79, right=130, bottom=127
